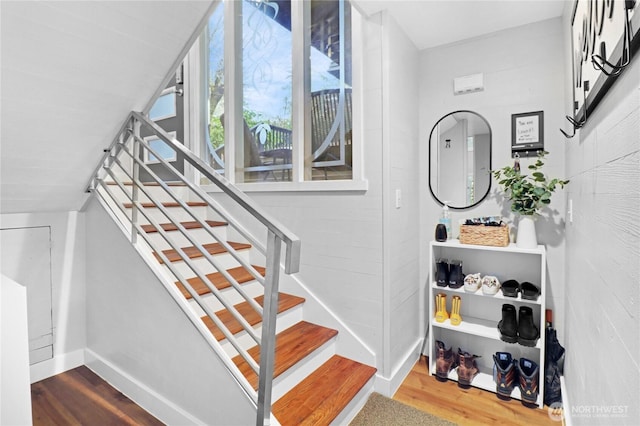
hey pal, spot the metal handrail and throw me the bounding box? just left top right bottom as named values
left=86, top=111, right=302, bottom=425
left=132, top=111, right=301, bottom=275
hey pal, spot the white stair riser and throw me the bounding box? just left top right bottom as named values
left=107, top=184, right=191, bottom=205
left=217, top=305, right=304, bottom=356
left=130, top=205, right=209, bottom=225
left=160, top=249, right=252, bottom=281
left=143, top=227, right=229, bottom=251
left=270, top=338, right=337, bottom=402
left=187, top=281, right=265, bottom=315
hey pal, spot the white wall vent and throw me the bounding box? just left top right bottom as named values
left=453, top=73, right=484, bottom=95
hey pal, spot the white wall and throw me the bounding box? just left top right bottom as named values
left=207, top=12, right=422, bottom=392
left=381, top=11, right=421, bottom=390
left=561, top=9, right=640, bottom=425
left=419, top=18, right=568, bottom=341
left=84, top=198, right=256, bottom=425
left=0, top=211, right=86, bottom=382
left=0, top=275, right=33, bottom=425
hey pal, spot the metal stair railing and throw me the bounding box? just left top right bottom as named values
left=85, top=111, right=301, bottom=426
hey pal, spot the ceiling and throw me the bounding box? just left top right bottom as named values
left=0, top=0, right=567, bottom=214
left=353, top=0, right=568, bottom=50
left=0, top=1, right=213, bottom=214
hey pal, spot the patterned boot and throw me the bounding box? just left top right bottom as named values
left=517, top=358, right=540, bottom=406
left=493, top=352, right=517, bottom=400
left=457, top=348, right=480, bottom=388
left=435, top=340, right=457, bottom=382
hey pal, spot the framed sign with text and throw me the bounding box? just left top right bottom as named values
left=512, top=111, right=544, bottom=157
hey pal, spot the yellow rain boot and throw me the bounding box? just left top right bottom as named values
left=450, top=295, right=462, bottom=326
left=435, top=293, right=449, bottom=323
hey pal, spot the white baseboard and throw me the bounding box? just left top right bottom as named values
left=30, top=349, right=85, bottom=383
left=374, top=339, right=422, bottom=397
left=560, top=375, right=571, bottom=426
left=84, top=349, right=205, bottom=426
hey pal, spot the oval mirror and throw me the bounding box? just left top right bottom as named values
left=429, top=110, right=492, bottom=209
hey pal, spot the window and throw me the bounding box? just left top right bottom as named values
left=201, top=0, right=359, bottom=187
left=144, top=133, right=177, bottom=164
left=149, top=90, right=176, bottom=121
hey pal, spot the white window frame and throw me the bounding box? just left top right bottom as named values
left=148, top=87, right=177, bottom=122
left=143, top=132, right=177, bottom=164
left=189, top=0, right=366, bottom=192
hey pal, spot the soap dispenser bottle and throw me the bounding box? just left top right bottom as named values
left=439, top=201, right=452, bottom=240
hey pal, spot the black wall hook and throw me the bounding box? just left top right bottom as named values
left=591, top=1, right=633, bottom=77
left=560, top=82, right=590, bottom=139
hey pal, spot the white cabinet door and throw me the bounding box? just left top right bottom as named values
left=1, top=227, right=53, bottom=364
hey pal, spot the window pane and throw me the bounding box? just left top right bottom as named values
left=149, top=92, right=176, bottom=121
left=308, top=0, right=352, bottom=181
left=206, top=3, right=225, bottom=176
left=242, top=0, right=292, bottom=183
left=146, top=137, right=176, bottom=163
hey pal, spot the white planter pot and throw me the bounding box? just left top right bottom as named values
left=516, top=215, right=538, bottom=249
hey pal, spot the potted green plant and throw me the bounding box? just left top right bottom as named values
left=492, top=151, right=569, bottom=248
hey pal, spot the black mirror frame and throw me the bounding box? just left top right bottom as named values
left=428, top=110, right=492, bottom=210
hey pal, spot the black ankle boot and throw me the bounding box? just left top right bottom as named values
left=448, top=260, right=463, bottom=289
left=498, top=304, right=518, bottom=344
left=436, top=258, right=449, bottom=287
left=517, top=306, right=540, bottom=347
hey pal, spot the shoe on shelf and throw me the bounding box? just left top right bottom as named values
left=501, top=279, right=520, bottom=298
left=457, top=348, right=480, bottom=388
left=463, top=273, right=482, bottom=293
left=436, top=258, right=449, bottom=287
left=520, top=281, right=540, bottom=300
left=481, top=275, right=501, bottom=295
left=448, top=260, right=464, bottom=289
left=493, top=352, right=517, bottom=400
left=498, top=304, right=518, bottom=344
left=435, top=293, right=449, bottom=323
left=517, top=358, right=540, bottom=406
left=450, top=295, right=462, bottom=326
left=435, top=340, right=457, bottom=382
left=517, top=306, right=540, bottom=347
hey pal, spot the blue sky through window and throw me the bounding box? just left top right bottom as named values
left=208, top=1, right=344, bottom=124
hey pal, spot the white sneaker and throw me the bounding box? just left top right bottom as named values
left=482, top=275, right=501, bottom=295
left=463, top=273, right=482, bottom=292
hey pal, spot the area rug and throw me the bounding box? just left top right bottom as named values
left=350, top=392, right=457, bottom=426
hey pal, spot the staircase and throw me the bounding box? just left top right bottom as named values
left=89, top=112, right=376, bottom=425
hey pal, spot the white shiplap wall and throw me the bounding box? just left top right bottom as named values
left=381, top=12, right=421, bottom=389
left=207, top=12, right=422, bottom=389
left=418, top=18, right=568, bottom=341
left=0, top=1, right=213, bottom=214
left=562, top=8, right=640, bottom=422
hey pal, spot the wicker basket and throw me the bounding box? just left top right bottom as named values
left=459, top=224, right=510, bottom=247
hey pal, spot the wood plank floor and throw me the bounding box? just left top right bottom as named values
left=393, top=356, right=556, bottom=425
left=31, top=366, right=163, bottom=426
left=32, top=357, right=556, bottom=425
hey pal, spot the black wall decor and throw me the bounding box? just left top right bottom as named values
left=563, top=1, right=640, bottom=138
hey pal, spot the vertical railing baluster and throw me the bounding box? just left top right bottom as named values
left=131, top=118, right=141, bottom=244
left=256, top=231, right=282, bottom=426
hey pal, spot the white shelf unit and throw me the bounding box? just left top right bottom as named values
left=427, top=239, right=546, bottom=408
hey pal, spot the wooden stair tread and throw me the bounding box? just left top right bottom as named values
left=141, top=220, right=227, bottom=234
left=153, top=241, right=251, bottom=264
left=123, top=201, right=207, bottom=208
left=273, top=355, right=377, bottom=426
left=232, top=321, right=338, bottom=390
left=176, top=265, right=266, bottom=299
left=201, top=293, right=305, bottom=341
